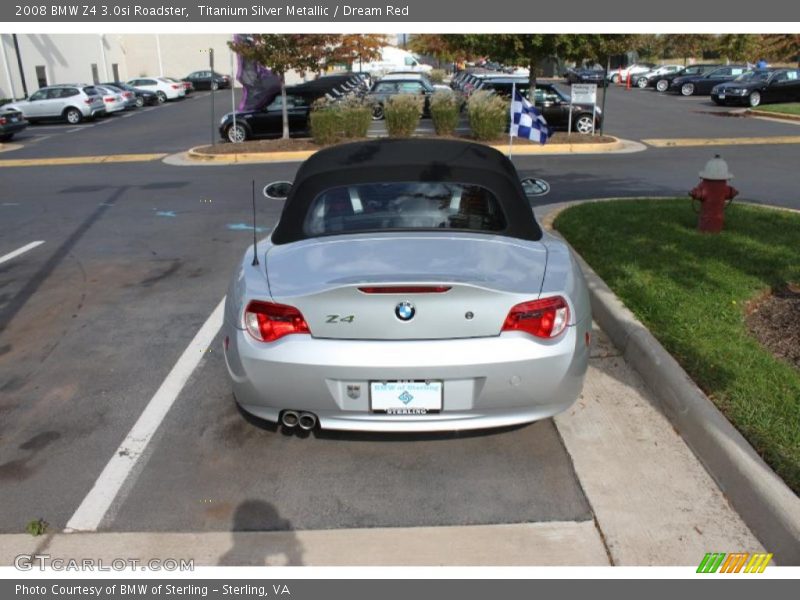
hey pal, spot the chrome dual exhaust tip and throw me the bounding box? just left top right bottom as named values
left=298, top=412, right=317, bottom=431
left=280, top=410, right=317, bottom=431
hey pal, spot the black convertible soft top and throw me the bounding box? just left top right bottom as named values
left=271, top=138, right=543, bottom=244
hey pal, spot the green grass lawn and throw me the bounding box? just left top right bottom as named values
left=754, top=103, right=800, bottom=116
left=555, top=199, right=800, bottom=493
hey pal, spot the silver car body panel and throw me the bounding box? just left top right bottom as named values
left=224, top=228, right=591, bottom=432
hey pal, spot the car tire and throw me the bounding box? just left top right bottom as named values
left=637, top=77, right=648, bottom=89
left=0, top=133, right=13, bottom=142
left=156, top=91, right=167, bottom=104
left=211, top=81, right=219, bottom=91
left=656, top=79, right=669, bottom=92
left=226, top=123, right=247, bottom=143
left=680, top=83, right=695, bottom=96
left=64, top=108, right=82, bottom=124
left=573, top=114, right=595, bottom=135
left=748, top=91, right=761, bottom=108
left=135, top=96, right=144, bottom=108
left=371, top=104, right=384, bottom=120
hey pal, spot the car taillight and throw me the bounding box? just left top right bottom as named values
left=0, top=117, right=6, bottom=125
left=85, top=98, right=93, bottom=104
left=244, top=300, right=310, bottom=342
left=104, top=97, right=113, bottom=102
left=502, top=296, right=569, bottom=339
left=171, top=84, right=180, bottom=89
left=124, top=92, right=133, bottom=98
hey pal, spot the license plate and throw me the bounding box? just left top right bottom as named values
left=370, top=380, right=442, bottom=414
left=719, top=93, right=725, bottom=99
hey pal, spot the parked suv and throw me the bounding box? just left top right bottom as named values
left=126, top=77, right=186, bottom=103
left=6, top=84, right=105, bottom=124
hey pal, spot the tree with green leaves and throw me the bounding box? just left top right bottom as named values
left=228, top=34, right=339, bottom=139
left=661, top=34, right=715, bottom=65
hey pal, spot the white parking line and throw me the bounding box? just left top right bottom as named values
left=122, top=113, right=136, bottom=118
left=0, top=240, right=45, bottom=265
left=64, top=297, right=225, bottom=532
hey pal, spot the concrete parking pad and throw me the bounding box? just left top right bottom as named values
left=555, top=327, right=763, bottom=565
left=13, top=521, right=609, bottom=566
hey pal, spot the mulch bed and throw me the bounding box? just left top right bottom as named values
left=195, top=132, right=616, bottom=155
left=746, top=283, right=800, bottom=370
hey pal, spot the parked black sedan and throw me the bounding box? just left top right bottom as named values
left=711, top=68, right=800, bottom=107
left=565, top=68, right=607, bottom=86
left=669, top=65, right=748, bottom=96
left=649, top=64, right=722, bottom=92
left=218, top=90, right=316, bottom=142
left=366, top=77, right=436, bottom=120
left=183, top=70, right=231, bottom=91
left=478, top=79, right=602, bottom=134
left=101, top=81, right=159, bottom=107
left=0, top=106, right=28, bottom=141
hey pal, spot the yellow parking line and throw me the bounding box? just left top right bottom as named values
left=643, top=136, right=800, bottom=148
left=0, top=153, right=167, bottom=168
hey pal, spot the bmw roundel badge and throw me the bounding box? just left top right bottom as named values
left=395, top=301, right=416, bottom=321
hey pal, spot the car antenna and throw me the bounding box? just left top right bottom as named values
left=251, top=180, right=259, bottom=267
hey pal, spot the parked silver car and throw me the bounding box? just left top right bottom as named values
left=6, top=84, right=105, bottom=124
left=223, top=139, right=591, bottom=433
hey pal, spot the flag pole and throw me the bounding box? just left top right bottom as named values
left=508, top=81, right=515, bottom=158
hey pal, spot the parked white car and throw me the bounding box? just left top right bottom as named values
left=607, top=63, right=657, bottom=84
left=94, top=85, right=127, bottom=114
left=5, top=84, right=105, bottom=124
left=126, top=76, right=186, bottom=103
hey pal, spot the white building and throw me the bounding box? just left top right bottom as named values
left=0, top=34, right=266, bottom=99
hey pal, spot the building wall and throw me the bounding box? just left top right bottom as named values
left=1, top=33, right=308, bottom=100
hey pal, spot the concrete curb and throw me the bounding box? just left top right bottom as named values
left=748, top=109, right=800, bottom=122
left=543, top=198, right=800, bottom=565
left=182, top=136, right=643, bottom=165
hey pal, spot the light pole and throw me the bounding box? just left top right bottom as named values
left=11, top=34, right=27, bottom=97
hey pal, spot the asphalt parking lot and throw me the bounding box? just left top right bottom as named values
left=0, top=83, right=797, bottom=564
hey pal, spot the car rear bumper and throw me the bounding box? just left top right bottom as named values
left=1, top=121, right=28, bottom=135
left=223, top=320, right=590, bottom=432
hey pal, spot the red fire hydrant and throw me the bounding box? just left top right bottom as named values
left=689, top=155, right=739, bottom=233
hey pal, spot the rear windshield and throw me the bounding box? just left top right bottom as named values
left=83, top=86, right=99, bottom=95
left=303, top=182, right=507, bottom=237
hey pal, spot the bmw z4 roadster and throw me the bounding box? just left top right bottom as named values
left=223, top=138, right=591, bottom=432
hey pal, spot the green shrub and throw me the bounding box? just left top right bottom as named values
left=428, top=69, right=446, bottom=84
left=309, top=106, right=341, bottom=145
left=384, top=94, right=424, bottom=137
left=338, top=99, right=372, bottom=138
left=467, top=90, right=509, bottom=141
left=429, top=91, right=461, bottom=136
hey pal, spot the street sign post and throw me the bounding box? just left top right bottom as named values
left=568, top=83, right=598, bottom=136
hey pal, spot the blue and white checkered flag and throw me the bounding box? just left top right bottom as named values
left=510, top=88, right=550, bottom=145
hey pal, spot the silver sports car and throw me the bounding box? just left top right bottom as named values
left=223, top=139, right=591, bottom=432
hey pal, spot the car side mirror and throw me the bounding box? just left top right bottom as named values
left=263, top=181, right=292, bottom=200
left=521, top=177, right=550, bottom=198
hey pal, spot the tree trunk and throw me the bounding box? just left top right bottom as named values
left=280, top=78, right=289, bottom=140
left=528, top=56, right=537, bottom=101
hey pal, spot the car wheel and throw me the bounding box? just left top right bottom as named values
left=226, top=123, right=247, bottom=143
left=156, top=91, right=167, bottom=104
left=64, top=108, right=82, bottom=124
left=748, top=91, right=761, bottom=108
left=135, top=96, right=144, bottom=108
left=0, top=133, right=13, bottom=142
left=371, top=104, right=384, bottom=120
left=656, top=79, right=669, bottom=92
left=574, top=114, right=595, bottom=135
left=211, top=81, right=219, bottom=91
left=680, top=83, right=695, bottom=96
left=637, top=77, right=648, bottom=89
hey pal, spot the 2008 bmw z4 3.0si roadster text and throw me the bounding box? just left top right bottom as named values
left=223, top=139, right=591, bottom=433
